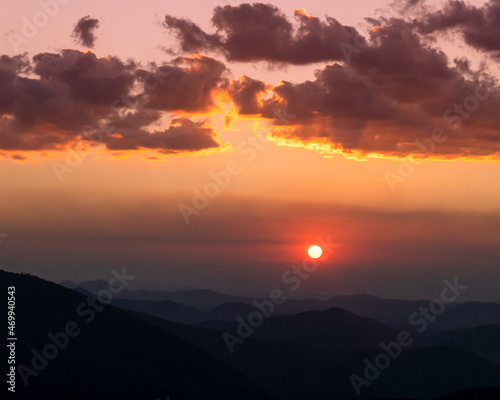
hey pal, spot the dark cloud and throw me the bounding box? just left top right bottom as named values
left=137, top=55, right=227, bottom=112
left=0, top=50, right=224, bottom=153
left=33, top=50, right=136, bottom=106
left=103, top=118, right=221, bottom=152
left=0, top=50, right=137, bottom=151
left=415, top=0, right=500, bottom=55
left=72, top=16, right=100, bottom=48
left=228, top=75, right=268, bottom=115
left=2, top=3, right=500, bottom=160
left=228, top=20, right=500, bottom=158
left=163, top=15, right=222, bottom=53
left=164, top=3, right=365, bottom=64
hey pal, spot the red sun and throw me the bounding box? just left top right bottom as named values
left=308, top=245, right=322, bottom=259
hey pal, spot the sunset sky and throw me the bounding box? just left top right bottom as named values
left=1, top=0, right=499, bottom=300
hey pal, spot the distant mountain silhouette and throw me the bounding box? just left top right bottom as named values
left=38, top=276, right=500, bottom=399
left=126, top=309, right=500, bottom=400
left=432, top=302, right=500, bottom=329
left=72, top=286, right=97, bottom=298
left=208, top=302, right=273, bottom=321
left=111, top=298, right=208, bottom=324
left=321, top=294, right=430, bottom=325
left=423, top=325, right=500, bottom=364
left=68, top=283, right=500, bottom=329
left=1, top=270, right=271, bottom=400
left=58, top=280, right=77, bottom=288
left=201, top=307, right=397, bottom=350
left=321, top=295, right=500, bottom=330
left=105, top=296, right=275, bottom=324
left=64, top=279, right=113, bottom=293
left=108, top=287, right=257, bottom=310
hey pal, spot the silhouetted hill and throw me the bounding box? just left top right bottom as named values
left=0, top=270, right=271, bottom=400
left=207, top=302, right=271, bottom=321
left=316, top=295, right=500, bottom=331
left=200, top=307, right=397, bottom=350
left=116, top=288, right=257, bottom=310
left=111, top=298, right=208, bottom=324
left=58, top=280, right=77, bottom=288
left=108, top=297, right=275, bottom=324
left=423, top=325, right=500, bottom=364
left=354, top=346, right=500, bottom=399
left=72, top=286, right=96, bottom=298
left=65, top=279, right=113, bottom=293
left=126, top=309, right=500, bottom=400
left=323, top=294, right=429, bottom=325
left=322, top=295, right=500, bottom=330
left=70, top=283, right=500, bottom=329
left=273, top=297, right=325, bottom=314
left=432, top=302, right=500, bottom=329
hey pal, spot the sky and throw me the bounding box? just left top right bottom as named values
left=0, top=0, right=499, bottom=301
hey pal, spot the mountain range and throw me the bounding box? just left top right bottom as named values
left=4, top=270, right=499, bottom=399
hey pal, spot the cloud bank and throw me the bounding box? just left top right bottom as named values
left=2, top=3, right=500, bottom=160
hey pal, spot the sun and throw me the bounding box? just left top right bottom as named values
left=308, top=245, right=322, bottom=259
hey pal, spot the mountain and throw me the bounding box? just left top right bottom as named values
left=65, top=279, right=114, bottom=293
left=113, top=287, right=257, bottom=310
left=125, top=310, right=366, bottom=399
left=322, top=294, right=429, bottom=325
left=273, top=297, right=326, bottom=314
left=111, top=298, right=208, bottom=324
left=432, top=302, right=500, bottom=329
left=126, top=309, right=500, bottom=400
left=1, top=270, right=271, bottom=400
left=423, top=325, right=500, bottom=364
left=67, top=285, right=500, bottom=330
left=108, top=297, right=276, bottom=324
left=72, top=286, right=97, bottom=298
left=321, top=295, right=500, bottom=330
left=58, top=280, right=77, bottom=288
left=354, top=346, right=500, bottom=399
left=207, top=302, right=270, bottom=321
left=200, top=307, right=398, bottom=350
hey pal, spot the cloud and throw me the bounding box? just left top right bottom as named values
left=415, top=0, right=500, bottom=56
left=0, top=50, right=224, bottom=154
left=228, top=75, right=268, bottom=115
left=2, top=3, right=500, bottom=160
left=137, top=55, right=228, bottom=112
left=72, top=16, right=100, bottom=48
left=103, top=118, right=221, bottom=153
left=0, top=50, right=136, bottom=151
left=227, top=20, right=500, bottom=159
left=164, top=3, right=365, bottom=64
